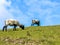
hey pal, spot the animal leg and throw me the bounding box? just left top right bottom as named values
left=38, top=23, right=40, bottom=26
left=2, top=26, right=7, bottom=31
left=13, top=25, right=16, bottom=31
left=2, top=26, right=5, bottom=31
left=38, top=22, right=40, bottom=26
left=5, top=26, right=7, bottom=31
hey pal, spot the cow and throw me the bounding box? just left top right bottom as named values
left=2, top=19, right=24, bottom=31
left=31, top=19, right=40, bottom=26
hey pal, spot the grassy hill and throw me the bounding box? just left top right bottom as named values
left=0, top=26, right=60, bottom=45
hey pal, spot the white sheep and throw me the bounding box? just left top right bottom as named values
left=2, top=19, right=24, bottom=31
left=31, top=19, right=40, bottom=26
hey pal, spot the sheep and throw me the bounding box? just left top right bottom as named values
left=31, top=19, right=40, bottom=26
left=2, top=19, right=24, bottom=31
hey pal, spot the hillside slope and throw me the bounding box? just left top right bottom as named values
left=0, top=26, right=60, bottom=45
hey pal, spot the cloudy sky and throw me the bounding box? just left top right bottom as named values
left=0, top=0, right=60, bottom=29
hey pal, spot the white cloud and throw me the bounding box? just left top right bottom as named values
left=0, top=0, right=14, bottom=29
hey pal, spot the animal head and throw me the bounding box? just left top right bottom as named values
left=19, top=24, right=24, bottom=30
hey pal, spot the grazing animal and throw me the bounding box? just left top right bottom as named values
left=3, top=19, right=24, bottom=31
left=31, top=19, right=40, bottom=26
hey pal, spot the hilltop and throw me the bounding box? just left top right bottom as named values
left=0, top=25, right=60, bottom=45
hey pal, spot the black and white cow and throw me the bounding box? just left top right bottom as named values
left=31, top=19, right=40, bottom=26
left=2, top=19, right=24, bottom=31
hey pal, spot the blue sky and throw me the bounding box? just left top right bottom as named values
left=0, top=0, right=60, bottom=29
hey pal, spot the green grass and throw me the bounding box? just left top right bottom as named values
left=0, top=25, right=60, bottom=45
